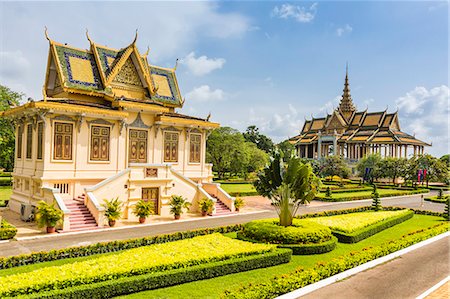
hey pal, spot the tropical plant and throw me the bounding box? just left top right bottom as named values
left=371, top=185, right=381, bottom=211
left=198, top=198, right=214, bottom=216
left=169, top=195, right=191, bottom=219
left=102, top=197, right=122, bottom=226
left=35, top=201, right=63, bottom=232
left=234, top=197, right=245, bottom=211
left=254, top=151, right=321, bottom=227
left=132, top=200, right=154, bottom=223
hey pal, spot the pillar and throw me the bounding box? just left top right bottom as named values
left=305, top=144, right=309, bottom=158
left=404, top=145, right=407, bottom=158
left=318, top=138, right=322, bottom=159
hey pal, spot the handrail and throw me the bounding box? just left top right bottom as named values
left=85, top=192, right=105, bottom=212
left=85, top=168, right=131, bottom=192
left=42, top=187, right=70, bottom=214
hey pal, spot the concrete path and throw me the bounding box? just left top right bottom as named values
left=0, top=191, right=444, bottom=258
left=301, top=236, right=450, bottom=299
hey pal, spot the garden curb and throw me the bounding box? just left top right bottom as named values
left=14, top=210, right=269, bottom=241
left=275, top=231, right=450, bottom=299
left=416, top=275, right=449, bottom=299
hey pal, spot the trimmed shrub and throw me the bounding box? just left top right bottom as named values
left=19, top=249, right=292, bottom=299
left=329, top=210, right=414, bottom=243
left=316, top=188, right=429, bottom=202
left=424, top=195, right=449, bottom=204
left=371, top=185, right=381, bottom=211
left=444, top=199, right=449, bottom=221
left=0, top=224, right=242, bottom=270
left=222, top=222, right=449, bottom=299
left=0, top=220, right=17, bottom=240
left=239, top=219, right=333, bottom=245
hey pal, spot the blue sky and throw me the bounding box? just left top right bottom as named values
left=1, top=1, right=448, bottom=156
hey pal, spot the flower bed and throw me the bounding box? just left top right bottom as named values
left=237, top=219, right=336, bottom=255
left=223, top=222, right=450, bottom=298
left=0, top=219, right=17, bottom=240
left=0, top=234, right=278, bottom=297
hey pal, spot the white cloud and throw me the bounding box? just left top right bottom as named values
left=180, top=52, right=226, bottom=76
left=272, top=3, right=318, bottom=23
left=396, top=85, right=450, bottom=157
left=185, top=85, right=225, bottom=102
left=336, top=24, right=353, bottom=37
left=319, top=96, right=341, bottom=114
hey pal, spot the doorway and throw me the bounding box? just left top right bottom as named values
left=142, top=187, right=159, bottom=215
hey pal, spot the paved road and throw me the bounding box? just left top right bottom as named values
left=0, top=191, right=444, bottom=257
left=301, top=236, right=450, bottom=299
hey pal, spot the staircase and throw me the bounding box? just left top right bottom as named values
left=209, top=195, right=233, bottom=216
left=64, top=195, right=98, bottom=231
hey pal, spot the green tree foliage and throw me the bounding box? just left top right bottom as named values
left=243, top=125, right=275, bottom=153
left=206, top=127, right=268, bottom=179
left=254, top=151, right=321, bottom=226
left=440, top=154, right=450, bottom=168
left=416, top=154, right=448, bottom=187
left=381, top=157, right=407, bottom=184
left=0, top=85, right=23, bottom=171
left=277, top=140, right=296, bottom=161
left=357, top=154, right=382, bottom=183
left=371, top=185, right=381, bottom=211
left=319, top=155, right=351, bottom=179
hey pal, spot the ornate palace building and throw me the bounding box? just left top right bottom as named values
left=291, top=69, right=430, bottom=161
left=2, top=31, right=235, bottom=231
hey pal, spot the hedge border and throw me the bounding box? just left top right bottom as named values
left=425, top=196, right=449, bottom=204
left=330, top=210, right=414, bottom=243
left=18, top=248, right=292, bottom=299
left=229, top=192, right=259, bottom=197
left=0, top=224, right=242, bottom=270
left=222, top=222, right=449, bottom=299
left=316, top=188, right=429, bottom=202
left=0, top=219, right=17, bottom=240
left=236, top=233, right=337, bottom=255
left=319, top=187, right=373, bottom=194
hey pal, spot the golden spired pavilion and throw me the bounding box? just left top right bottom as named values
left=291, top=68, right=430, bottom=161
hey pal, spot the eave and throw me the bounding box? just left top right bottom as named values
left=155, top=115, right=219, bottom=129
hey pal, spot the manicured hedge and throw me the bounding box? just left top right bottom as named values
left=330, top=210, right=414, bottom=243
left=238, top=219, right=333, bottom=245
left=317, top=188, right=429, bottom=202
left=428, top=186, right=450, bottom=191
left=0, top=224, right=242, bottom=270
left=19, top=248, right=292, bottom=299
left=425, top=195, right=449, bottom=204
left=229, top=192, right=259, bottom=197
left=0, top=219, right=17, bottom=240
left=223, top=222, right=449, bottom=299
left=320, top=187, right=373, bottom=194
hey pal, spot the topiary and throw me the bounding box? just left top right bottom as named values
left=325, top=187, right=332, bottom=198
left=444, top=198, right=449, bottom=221
left=371, top=185, right=381, bottom=211
left=438, top=188, right=444, bottom=199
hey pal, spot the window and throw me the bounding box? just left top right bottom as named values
left=53, top=122, right=73, bottom=160
left=129, top=129, right=148, bottom=163
left=189, top=134, right=201, bottom=163
left=90, top=125, right=110, bottom=161
left=17, top=125, right=23, bottom=159
left=37, top=122, right=44, bottom=160
left=26, top=124, right=33, bottom=159
left=164, top=132, right=178, bottom=162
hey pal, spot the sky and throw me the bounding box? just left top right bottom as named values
left=0, top=1, right=449, bottom=157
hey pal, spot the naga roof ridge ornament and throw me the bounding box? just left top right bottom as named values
left=173, top=58, right=179, bottom=71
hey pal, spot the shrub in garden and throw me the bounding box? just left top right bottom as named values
left=169, top=195, right=191, bottom=220
left=102, top=197, right=122, bottom=227
left=444, top=198, right=449, bottom=221
left=0, top=219, right=17, bottom=240
left=234, top=197, right=245, bottom=212
left=35, top=201, right=63, bottom=233
left=371, top=185, right=381, bottom=211
left=132, top=200, right=154, bottom=223
left=198, top=198, right=214, bottom=216
left=438, top=188, right=444, bottom=199
left=325, top=187, right=332, bottom=198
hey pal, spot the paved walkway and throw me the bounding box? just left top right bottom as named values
left=301, top=236, right=449, bottom=299
left=0, top=191, right=444, bottom=257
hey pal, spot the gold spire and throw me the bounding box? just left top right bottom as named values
left=338, top=63, right=356, bottom=119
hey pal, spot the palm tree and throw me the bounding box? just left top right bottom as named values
left=254, top=151, right=321, bottom=226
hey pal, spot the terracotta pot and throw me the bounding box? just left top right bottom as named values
left=108, top=220, right=116, bottom=227
left=139, top=217, right=146, bottom=224
left=201, top=211, right=207, bottom=216
left=46, top=226, right=56, bottom=233
left=235, top=208, right=240, bottom=212
left=174, top=214, right=181, bottom=220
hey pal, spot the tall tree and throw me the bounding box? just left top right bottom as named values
left=0, top=85, right=23, bottom=171
left=383, top=157, right=407, bottom=184
left=277, top=140, right=296, bottom=161
left=319, top=155, right=351, bottom=180
left=254, top=151, right=321, bottom=226
left=357, top=154, right=383, bottom=183
left=243, top=125, right=275, bottom=153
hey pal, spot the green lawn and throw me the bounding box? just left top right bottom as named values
left=220, top=183, right=257, bottom=196
left=117, top=214, right=444, bottom=299
left=0, top=186, right=12, bottom=202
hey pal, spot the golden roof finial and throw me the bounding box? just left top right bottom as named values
left=86, top=28, right=93, bottom=44
left=132, top=29, right=138, bottom=45
left=173, top=58, right=179, bottom=71
left=144, top=46, right=150, bottom=56
left=44, top=26, right=51, bottom=42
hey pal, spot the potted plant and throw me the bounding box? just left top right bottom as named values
left=102, top=197, right=122, bottom=227
left=169, top=195, right=191, bottom=220
left=35, top=200, right=63, bottom=233
left=234, top=197, right=245, bottom=212
left=133, top=199, right=154, bottom=223
left=198, top=198, right=214, bottom=216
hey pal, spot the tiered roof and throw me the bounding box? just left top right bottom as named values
left=290, top=69, right=429, bottom=146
